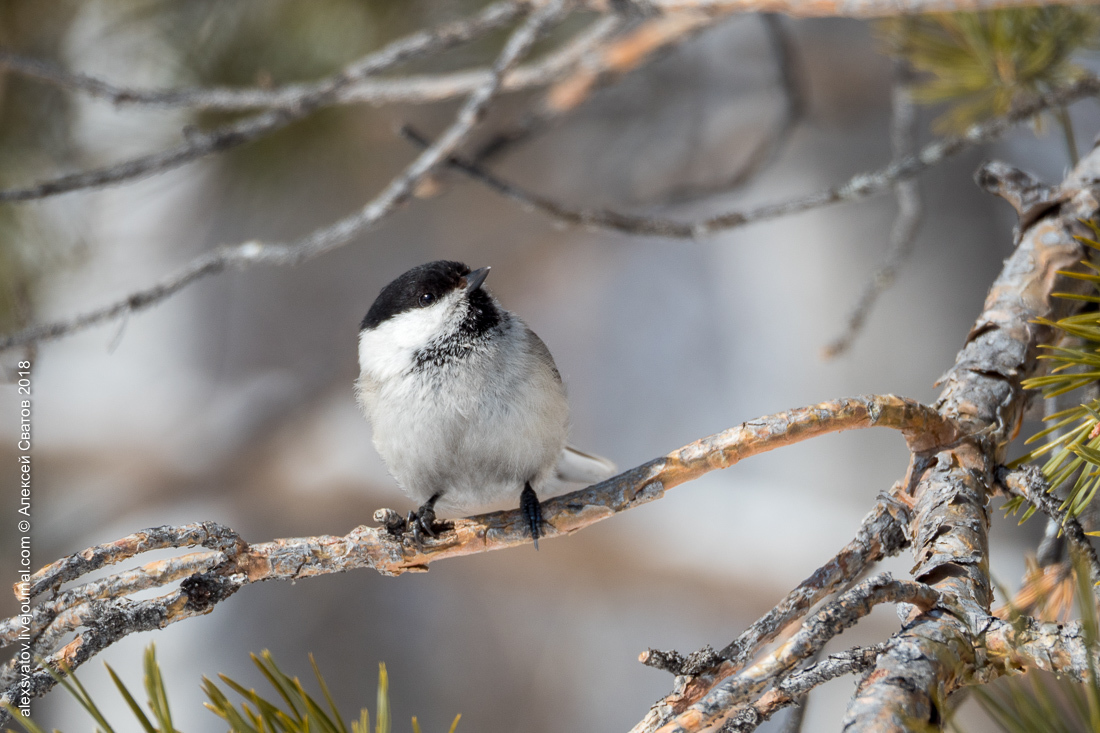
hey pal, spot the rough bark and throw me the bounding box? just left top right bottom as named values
left=841, top=147, right=1100, bottom=730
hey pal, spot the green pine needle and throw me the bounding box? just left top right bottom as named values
left=1011, top=218, right=1100, bottom=520
left=9, top=648, right=459, bottom=733
left=878, top=7, right=1100, bottom=142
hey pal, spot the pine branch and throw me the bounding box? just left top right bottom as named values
left=0, top=395, right=960, bottom=722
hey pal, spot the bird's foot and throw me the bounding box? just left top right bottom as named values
left=520, top=483, right=543, bottom=550
left=406, top=502, right=451, bottom=547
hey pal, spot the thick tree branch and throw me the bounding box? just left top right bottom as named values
left=630, top=122, right=1100, bottom=733
left=842, top=136, right=1100, bottom=731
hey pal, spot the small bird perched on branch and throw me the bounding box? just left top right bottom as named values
left=356, top=260, right=614, bottom=547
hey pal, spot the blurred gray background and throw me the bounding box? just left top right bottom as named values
left=1, top=1, right=1097, bottom=731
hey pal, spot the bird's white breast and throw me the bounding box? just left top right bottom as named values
left=356, top=309, right=569, bottom=512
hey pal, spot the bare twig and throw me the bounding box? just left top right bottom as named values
left=0, top=107, right=301, bottom=202
left=998, top=465, right=1100, bottom=598
left=19, top=522, right=247, bottom=602
left=404, top=76, right=1100, bottom=239
left=633, top=483, right=909, bottom=732
left=655, top=575, right=940, bottom=733
left=822, top=60, right=922, bottom=359
left=722, top=645, right=886, bottom=733
left=0, top=12, right=693, bottom=117
left=7, top=73, right=1097, bottom=355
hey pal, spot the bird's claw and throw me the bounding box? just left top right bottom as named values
left=407, top=505, right=440, bottom=547
left=520, top=484, right=543, bottom=550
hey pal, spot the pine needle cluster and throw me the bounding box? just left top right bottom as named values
left=0, top=646, right=459, bottom=733
left=879, top=8, right=1100, bottom=139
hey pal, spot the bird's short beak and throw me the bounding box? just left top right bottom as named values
left=464, top=266, right=490, bottom=294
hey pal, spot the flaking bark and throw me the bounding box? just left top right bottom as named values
left=842, top=142, right=1100, bottom=731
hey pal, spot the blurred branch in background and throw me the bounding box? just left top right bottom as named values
left=821, top=58, right=922, bottom=359
left=398, top=72, right=1097, bottom=238
left=594, top=0, right=1100, bottom=14
left=0, top=1, right=541, bottom=201
left=3, top=4, right=1100, bottom=357
left=642, top=13, right=807, bottom=205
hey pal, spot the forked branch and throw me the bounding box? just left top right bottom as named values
left=0, top=394, right=957, bottom=723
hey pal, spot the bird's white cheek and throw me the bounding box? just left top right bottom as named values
left=358, top=305, right=451, bottom=379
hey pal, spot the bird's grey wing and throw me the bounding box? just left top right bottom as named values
left=523, top=326, right=562, bottom=383
left=556, top=445, right=616, bottom=484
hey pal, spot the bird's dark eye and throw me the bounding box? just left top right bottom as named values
left=418, top=292, right=435, bottom=307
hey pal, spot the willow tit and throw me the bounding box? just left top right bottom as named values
left=356, top=260, right=614, bottom=548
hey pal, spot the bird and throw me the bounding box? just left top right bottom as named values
left=355, top=260, right=614, bottom=548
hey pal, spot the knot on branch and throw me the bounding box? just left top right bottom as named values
left=975, top=160, right=1067, bottom=235
left=639, top=645, right=724, bottom=676
left=181, top=572, right=240, bottom=612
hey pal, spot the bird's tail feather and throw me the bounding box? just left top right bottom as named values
left=555, top=445, right=616, bottom=484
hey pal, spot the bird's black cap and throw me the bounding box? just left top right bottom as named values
left=361, top=260, right=492, bottom=331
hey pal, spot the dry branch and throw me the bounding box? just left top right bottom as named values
left=723, top=645, right=888, bottom=733
left=655, top=574, right=940, bottom=733
left=0, top=9, right=700, bottom=202
left=0, top=2, right=525, bottom=112
left=633, top=484, right=910, bottom=731
left=629, top=133, right=1100, bottom=733
left=0, top=9, right=670, bottom=115
left=5, top=40, right=1099, bottom=358
left=0, top=394, right=957, bottom=722
left=998, top=466, right=1100, bottom=595
left=983, top=614, right=1100, bottom=681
